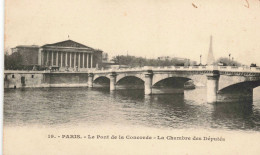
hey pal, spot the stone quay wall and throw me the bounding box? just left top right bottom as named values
left=4, top=71, right=89, bottom=89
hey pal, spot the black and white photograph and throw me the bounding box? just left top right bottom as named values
left=2, top=0, right=260, bottom=154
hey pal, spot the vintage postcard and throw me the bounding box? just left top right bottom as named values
left=3, top=0, right=260, bottom=154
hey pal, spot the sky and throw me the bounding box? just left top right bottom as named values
left=4, top=0, right=260, bottom=65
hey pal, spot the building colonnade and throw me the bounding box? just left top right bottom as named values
left=38, top=49, right=93, bottom=69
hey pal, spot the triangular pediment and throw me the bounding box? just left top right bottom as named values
left=42, top=40, right=93, bottom=49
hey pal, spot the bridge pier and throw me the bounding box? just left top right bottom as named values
left=110, top=73, right=117, bottom=91
left=144, top=73, right=153, bottom=95
left=88, top=73, right=94, bottom=88
left=206, top=71, right=220, bottom=103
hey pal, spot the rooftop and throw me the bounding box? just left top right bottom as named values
left=41, top=39, right=94, bottom=50
left=15, top=45, right=39, bottom=48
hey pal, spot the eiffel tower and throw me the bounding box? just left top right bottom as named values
left=207, top=35, right=215, bottom=65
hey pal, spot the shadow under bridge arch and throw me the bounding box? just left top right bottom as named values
left=93, top=76, right=110, bottom=87
left=219, top=80, right=260, bottom=93
left=116, top=76, right=144, bottom=90
left=152, top=77, right=194, bottom=94
left=217, top=80, right=260, bottom=103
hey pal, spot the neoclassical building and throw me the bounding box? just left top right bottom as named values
left=12, top=39, right=103, bottom=70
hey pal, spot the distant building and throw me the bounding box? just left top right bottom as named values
left=11, top=40, right=103, bottom=69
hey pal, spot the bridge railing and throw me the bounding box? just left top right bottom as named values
left=218, top=66, right=260, bottom=72
left=140, top=66, right=214, bottom=71
left=4, top=66, right=260, bottom=74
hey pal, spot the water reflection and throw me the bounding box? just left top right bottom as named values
left=211, top=102, right=259, bottom=130
left=4, top=87, right=260, bottom=131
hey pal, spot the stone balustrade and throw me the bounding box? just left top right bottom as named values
left=4, top=66, right=260, bottom=74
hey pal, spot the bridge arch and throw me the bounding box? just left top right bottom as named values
left=217, top=80, right=260, bottom=102
left=93, top=74, right=110, bottom=82
left=116, top=74, right=144, bottom=84
left=152, top=74, right=194, bottom=86
left=116, top=76, right=144, bottom=89
left=218, top=80, right=260, bottom=93
left=153, top=76, right=191, bottom=88
left=93, top=76, right=110, bottom=84
left=218, top=75, right=260, bottom=92
left=116, top=76, right=144, bottom=84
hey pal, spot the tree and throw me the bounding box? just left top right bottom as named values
left=111, top=55, right=196, bottom=67
left=216, top=57, right=242, bottom=66
left=4, top=52, right=23, bottom=70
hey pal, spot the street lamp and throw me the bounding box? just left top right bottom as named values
left=200, top=55, right=202, bottom=65
left=229, top=54, right=231, bottom=66
left=117, top=55, right=120, bottom=64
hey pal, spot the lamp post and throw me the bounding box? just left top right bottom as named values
left=200, top=55, right=202, bottom=65
left=117, top=55, right=120, bottom=64
left=229, top=54, right=231, bottom=66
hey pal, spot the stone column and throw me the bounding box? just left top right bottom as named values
left=88, top=73, right=94, bottom=87
left=56, top=51, right=58, bottom=66
left=65, top=52, right=68, bottom=67
left=83, top=53, right=85, bottom=68
left=206, top=71, right=220, bottom=103
left=61, top=52, right=63, bottom=67
left=90, top=54, right=93, bottom=68
left=78, top=53, right=81, bottom=68
left=51, top=51, right=54, bottom=66
left=74, top=53, right=76, bottom=68
left=38, top=48, right=42, bottom=65
left=144, top=72, right=153, bottom=95
left=86, top=53, right=89, bottom=68
left=46, top=51, right=49, bottom=66
left=110, top=73, right=117, bottom=91
left=70, top=53, right=72, bottom=68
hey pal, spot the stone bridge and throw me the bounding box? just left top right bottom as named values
left=88, top=66, right=260, bottom=103
left=4, top=65, right=260, bottom=103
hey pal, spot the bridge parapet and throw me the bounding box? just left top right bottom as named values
left=4, top=66, right=260, bottom=75
left=92, top=66, right=212, bottom=73
left=218, top=66, right=260, bottom=72
left=91, top=66, right=260, bottom=74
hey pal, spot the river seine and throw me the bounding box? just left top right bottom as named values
left=4, top=87, right=260, bottom=131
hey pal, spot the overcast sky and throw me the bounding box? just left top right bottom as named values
left=5, top=0, right=260, bottom=65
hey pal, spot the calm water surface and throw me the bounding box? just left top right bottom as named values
left=4, top=87, right=260, bottom=131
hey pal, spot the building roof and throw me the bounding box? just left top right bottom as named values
left=41, top=40, right=94, bottom=50
left=15, top=45, right=39, bottom=48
